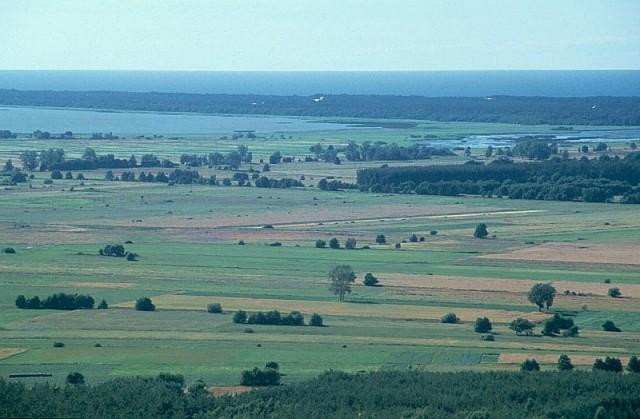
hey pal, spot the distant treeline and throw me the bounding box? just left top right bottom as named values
left=2, top=370, right=640, bottom=418
left=2, top=89, right=640, bottom=125
left=15, top=293, right=95, bottom=310
left=19, top=148, right=175, bottom=171
left=310, top=142, right=454, bottom=163
left=357, top=153, right=640, bottom=203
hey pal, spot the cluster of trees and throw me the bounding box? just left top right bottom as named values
left=542, top=314, right=579, bottom=337
left=113, top=168, right=202, bottom=185
left=4, top=89, right=640, bottom=125
left=0, top=159, right=28, bottom=184
left=357, top=154, right=640, bottom=203
left=232, top=310, right=323, bottom=327
left=2, top=369, right=640, bottom=418
left=15, top=293, right=95, bottom=310
left=0, top=129, right=17, bottom=138
left=19, top=147, right=176, bottom=172
left=32, top=130, right=74, bottom=140
left=240, top=363, right=282, bottom=386
left=317, top=178, right=356, bottom=191
left=179, top=146, right=252, bottom=169
left=316, top=238, right=358, bottom=250
left=254, top=176, right=303, bottom=189
left=308, top=141, right=454, bottom=163
left=342, top=141, right=454, bottom=161
left=0, top=373, right=216, bottom=418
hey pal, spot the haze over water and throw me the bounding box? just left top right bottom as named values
left=1, top=70, right=639, bottom=97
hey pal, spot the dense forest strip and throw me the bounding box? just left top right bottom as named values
left=2, top=371, right=640, bottom=418
left=1, top=89, right=639, bottom=125
left=356, top=154, right=640, bottom=203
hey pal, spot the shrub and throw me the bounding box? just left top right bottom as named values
left=473, top=223, right=488, bottom=238
left=394, top=243, right=401, bottom=249
left=563, top=325, right=580, bottom=337
left=268, top=242, right=282, bottom=247
left=99, top=244, right=126, bottom=257
left=521, top=359, right=540, bottom=371
left=329, top=238, right=340, bottom=249
left=233, top=310, right=248, bottom=324
left=238, top=240, right=245, bottom=245
left=265, top=361, right=279, bottom=370
left=345, top=238, right=357, bottom=249
left=375, top=234, right=386, bottom=244
left=430, top=230, right=438, bottom=235
left=126, top=252, right=138, bottom=261
left=409, top=234, right=418, bottom=242
left=315, top=239, right=326, bottom=248
left=207, top=303, right=223, bottom=314
left=97, top=299, right=108, bottom=309
left=51, top=170, right=63, bottom=179
left=593, top=357, right=623, bottom=373
left=607, top=287, right=621, bottom=298
left=53, top=342, right=65, bottom=348
left=441, top=313, right=459, bottom=324
left=481, top=334, right=495, bottom=341
left=3, top=247, right=16, bottom=254
left=363, top=273, right=379, bottom=287
left=474, top=317, right=492, bottom=333
left=310, top=313, right=324, bottom=327
left=66, top=372, right=85, bottom=385
left=602, top=320, right=621, bottom=332
left=135, top=297, right=155, bottom=311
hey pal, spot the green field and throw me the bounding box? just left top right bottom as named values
left=1, top=120, right=639, bottom=388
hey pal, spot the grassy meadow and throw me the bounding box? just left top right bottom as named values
left=1, top=119, right=640, bottom=388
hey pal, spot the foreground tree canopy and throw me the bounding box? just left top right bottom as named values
left=2, top=370, right=640, bottom=418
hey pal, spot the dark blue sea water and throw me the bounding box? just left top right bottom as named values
left=0, top=70, right=638, bottom=97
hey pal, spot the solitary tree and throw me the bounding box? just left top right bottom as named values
left=329, top=265, right=356, bottom=302
left=627, top=356, right=640, bottom=373
left=607, top=287, right=621, bottom=298
left=134, top=297, right=155, bottom=311
left=66, top=372, right=85, bottom=385
left=527, top=283, right=557, bottom=311
left=315, top=239, right=326, bottom=248
left=473, top=223, right=489, bottom=238
left=557, top=354, right=574, bottom=371
left=474, top=317, right=492, bottom=333
left=441, top=313, right=459, bottom=324
left=375, top=234, right=386, bottom=244
left=509, top=318, right=535, bottom=335
left=233, top=310, right=247, bottom=324
left=310, top=313, right=324, bottom=327
left=345, top=238, right=357, bottom=249
left=329, top=238, right=340, bottom=249
left=97, top=299, right=108, bottom=309
left=521, top=359, right=540, bottom=371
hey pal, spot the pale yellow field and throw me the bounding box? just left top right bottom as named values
left=498, top=353, right=630, bottom=365
left=117, top=294, right=551, bottom=323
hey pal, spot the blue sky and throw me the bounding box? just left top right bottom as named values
left=3, top=0, right=639, bottom=70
